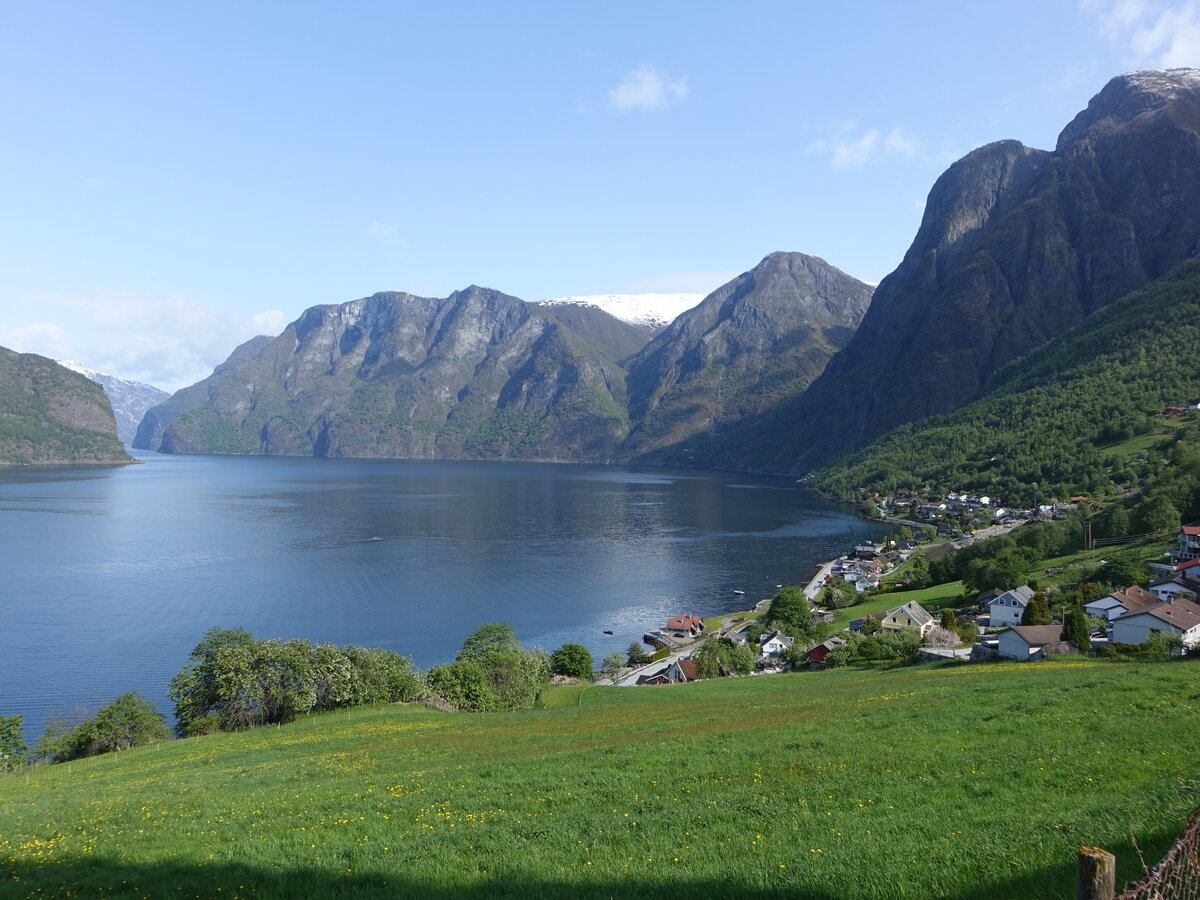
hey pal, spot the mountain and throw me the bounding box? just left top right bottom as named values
left=57, top=361, right=168, bottom=445
left=809, top=256, right=1200, bottom=505
left=133, top=336, right=272, bottom=451
left=0, top=348, right=131, bottom=465
left=143, top=288, right=645, bottom=461
left=537, top=292, right=703, bottom=334
left=620, top=252, right=873, bottom=466
left=142, top=254, right=873, bottom=465
left=765, top=68, right=1200, bottom=472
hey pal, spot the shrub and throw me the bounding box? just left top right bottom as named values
left=550, top=643, right=594, bottom=679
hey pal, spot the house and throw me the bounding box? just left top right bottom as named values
left=996, top=624, right=1067, bottom=660
left=1147, top=572, right=1200, bottom=603
left=809, top=636, right=847, bottom=666
left=1177, top=558, right=1200, bottom=575
left=855, top=573, right=882, bottom=594
left=1111, top=597, right=1200, bottom=649
left=879, top=601, right=934, bottom=636
left=662, top=658, right=700, bottom=683
left=987, top=586, right=1036, bottom=628
left=897, top=540, right=918, bottom=553
left=664, top=614, right=706, bottom=637
left=919, top=502, right=948, bottom=515
left=758, top=630, right=795, bottom=658
left=1173, top=526, right=1200, bottom=563
left=848, top=611, right=885, bottom=632
left=1084, top=585, right=1159, bottom=622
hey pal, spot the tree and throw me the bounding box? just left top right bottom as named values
left=924, top=626, right=961, bottom=649
left=1100, top=552, right=1149, bottom=590
left=896, top=526, right=913, bottom=541
left=1064, top=603, right=1091, bottom=652
left=0, top=715, right=27, bottom=772
left=550, top=643, right=594, bottom=679
left=599, top=652, right=626, bottom=684
left=1141, top=630, right=1184, bottom=658
left=905, top=556, right=932, bottom=589
left=626, top=642, right=651, bottom=665
left=456, top=623, right=522, bottom=665
left=427, top=661, right=498, bottom=711
left=1020, top=592, right=1053, bottom=626
left=1132, top=494, right=1181, bottom=535
left=939, top=608, right=958, bottom=632
left=91, top=692, right=170, bottom=753
left=763, top=586, right=813, bottom=633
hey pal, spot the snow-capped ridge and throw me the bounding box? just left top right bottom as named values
left=538, top=293, right=704, bottom=332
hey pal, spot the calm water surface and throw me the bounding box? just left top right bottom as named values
left=0, top=452, right=878, bottom=740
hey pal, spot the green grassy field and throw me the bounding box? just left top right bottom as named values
left=3, top=658, right=1198, bottom=899
left=831, top=581, right=966, bottom=626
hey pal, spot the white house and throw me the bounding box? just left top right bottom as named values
left=987, top=586, right=1036, bottom=628
left=996, top=624, right=1065, bottom=660
left=1147, top=573, right=1200, bottom=602
left=1111, top=597, right=1200, bottom=648
left=759, top=630, right=795, bottom=658
left=1084, top=585, right=1159, bottom=622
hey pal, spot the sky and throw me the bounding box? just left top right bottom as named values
left=1, top=0, right=1199, bottom=391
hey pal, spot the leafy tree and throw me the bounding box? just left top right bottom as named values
left=90, top=692, right=170, bottom=753
left=861, top=615, right=881, bottom=635
left=1020, top=592, right=1053, bottom=626
left=599, top=652, right=626, bottom=684
left=821, top=580, right=858, bottom=609
left=168, top=627, right=257, bottom=734
left=905, top=556, right=932, bottom=590
left=483, top=650, right=545, bottom=710
left=0, top=715, right=27, bottom=771
left=763, top=586, right=813, bottom=633
left=456, top=623, right=522, bottom=665
left=1104, top=506, right=1130, bottom=538
left=731, top=643, right=757, bottom=675
left=1132, top=495, right=1181, bottom=536
left=426, top=661, right=497, bottom=711
left=939, top=608, right=958, bottom=632
left=550, top=643, right=594, bottom=679
left=896, top=526, right=913, bottom=541
left=1100, top=552, right=1149, bottom=590
left=1141, top=630, right=1184, bottom=658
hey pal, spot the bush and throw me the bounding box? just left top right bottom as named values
left=35, top=692, right=169, bottom=762
left=427, top=661, right=498, bottom=711
left=0, top=715, right=28, bottom=771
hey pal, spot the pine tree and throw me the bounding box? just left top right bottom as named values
left=1064, top=602, right=1091, bottom=651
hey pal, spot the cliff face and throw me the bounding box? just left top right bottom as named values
left=0, top=348, right=131, bottom=465
left=148, top=288, right=641, bottom=462
left=771, top=68, right=1200, bottom=470
left=57, top=361, right=168, bottom=445
left=621, top=252, right=873, bottom=465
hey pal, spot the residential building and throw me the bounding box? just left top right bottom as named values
left=1112, top=597, right=1200, bottom=648
left=987, top=586, right=1036, bottom=628
left=996, top=625, right=1066, bottom=660
left=1084, top=585, right=1159, bottom=622
left=879, top=601, right=934, bottom=636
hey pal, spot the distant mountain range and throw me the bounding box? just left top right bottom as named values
left=0, top=349, right=130, bottom=465
left=57, top=361, right=168, bottom=445
left=134, top=68, right=1200, bottom=500
left=134, top=253, right=870, bottom=462
left=537, top=293, right=703, bottom=333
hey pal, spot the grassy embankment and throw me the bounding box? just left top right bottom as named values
left=3, top=658, right=1198, bottom=899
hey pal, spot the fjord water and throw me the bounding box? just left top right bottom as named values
left=0, top=452, right=878, bottom=738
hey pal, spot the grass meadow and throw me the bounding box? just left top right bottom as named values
left=2, top=658, right=1198, bottom=899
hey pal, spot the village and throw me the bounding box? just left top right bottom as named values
left=619, top=498, right=1200, bottom=686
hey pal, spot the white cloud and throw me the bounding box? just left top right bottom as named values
left=608, top=66, right=689, bottom=112
left=1081, top=0, right=1200, bottom=66
left=808, top=124, right=925, bottom=170
left=0, top=288, right=292, bottom=392
left=367, top=221, right=408, bottom=249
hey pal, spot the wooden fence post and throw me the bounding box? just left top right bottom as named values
left=1078, top=847, right=1117, bottom=900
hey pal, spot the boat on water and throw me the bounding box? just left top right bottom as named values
left=732, top=589, right=745, bottom=595
left=603, top=630, right=614, bottom=635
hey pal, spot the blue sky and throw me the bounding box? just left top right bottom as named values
left=2, top=0, right=1198, bottom=390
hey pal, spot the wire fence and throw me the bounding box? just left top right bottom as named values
left=1116, top=807, right=1200, bottom=900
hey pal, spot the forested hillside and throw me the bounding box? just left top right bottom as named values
left=810, top=257, right=1200, bottom=509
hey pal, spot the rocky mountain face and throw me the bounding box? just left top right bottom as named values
left=57, top=361, right=168, bottom=445
left=0, top=348, right=131, bottom=465
left=765, top=68, right=1200, bottom=471
left=143, top=288, right=645, bottom=462
left=621, top=252, right=873, bottom=465
left=133, top=336, right=272, bottom=451
left=140, top=255, right=873, bottom=464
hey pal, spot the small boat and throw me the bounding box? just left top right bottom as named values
left=732, top=589, right=745, bottom=595
left=603, top=630, right=614, bottom=635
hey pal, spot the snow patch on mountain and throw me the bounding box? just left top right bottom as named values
left=538, top=293, right=703, bottom=332
left=59, top=360, right=170, bottom=445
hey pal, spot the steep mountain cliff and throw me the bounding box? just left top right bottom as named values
left=0, top=348, right=132, bottom=465
left=769, top=68, right=1200, bottom=471
left=148, top=288, right=644, bottom=462
left=133, top=335, right=272, bottom=451
left=58, top=361, right=168, bottom=445
left=621, top=252, right=873, bottom=465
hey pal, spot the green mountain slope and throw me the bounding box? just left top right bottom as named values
left=0, top=347, right=131, bottom=465
left=2, top=659, right=1196, bottom=898
left=809, top=257, right=1200, bottom=504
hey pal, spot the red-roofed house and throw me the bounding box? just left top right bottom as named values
left=664, top=614, right=706, bottom=637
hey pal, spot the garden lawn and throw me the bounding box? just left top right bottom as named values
left=2, top=658, right=1198, bottom=899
